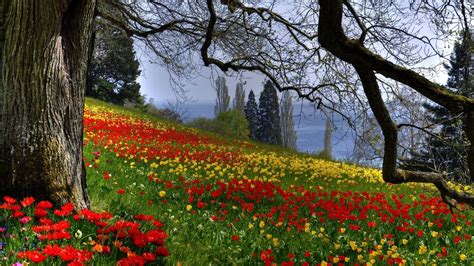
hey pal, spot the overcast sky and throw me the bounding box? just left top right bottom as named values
left=137, top=57, right=266, bottom=106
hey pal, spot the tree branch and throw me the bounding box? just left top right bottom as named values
left=200, top=0, right=324, bottom=103
left=318, top=0, right=474, bottom=114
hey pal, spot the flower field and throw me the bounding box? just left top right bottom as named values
left=2, top=98, right=473, bottom=265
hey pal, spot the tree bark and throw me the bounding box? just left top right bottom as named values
left=0, top=0, right=96, bottom=209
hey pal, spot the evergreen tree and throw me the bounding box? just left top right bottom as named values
left=257, top=81, right=282, bottom=145
left=214, top=76, right=230, bottom=116
left=280, top=91, right=297, bottom=149
left=233, top=82, right=246, bottom=114
left=402, top=30, right=473, bottom=182
left=245, top=90, right=259, bottom=139
left=446, top=30, right=473, bottom=96
left=86, top=21, right=143, bottom=106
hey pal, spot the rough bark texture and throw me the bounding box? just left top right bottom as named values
left=0, top=0, right=96, bottom=209
left=318, top=0, right=474, bottom=207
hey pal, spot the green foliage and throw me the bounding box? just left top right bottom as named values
left=86, top=20, right=143, bottom=106
left=245, top=90, right=259, bottom=140
left=446, top=30, right=473, bottom=95
left=257, top=81, right=282, bottom=145
left=215, top=109, right=249, bottom=140
left=187, top=117, right=217, bottom=133
left=188, top=110, right=249, bottom=140
left=145, top=106, right=183, bottom=124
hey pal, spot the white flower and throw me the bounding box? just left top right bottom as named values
left=75, top=230, right=83, bottom=238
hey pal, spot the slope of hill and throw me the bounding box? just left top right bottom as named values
left=83, top=98, right=473, bottom=265
left=1, top=98, right=472, bottom=265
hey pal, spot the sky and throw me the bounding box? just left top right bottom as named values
left=137, top=55, right=449, bottom=108
left=137, top=56, right=266, bottom=106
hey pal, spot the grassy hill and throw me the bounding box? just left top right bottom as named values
left=2, top=98, right=472, bottom=265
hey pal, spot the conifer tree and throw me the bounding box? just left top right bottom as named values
left=233, top=82, right=246, bottom=114
left=214, top=76, right=230, bottom=116
left=257, top=81, right=282, bottom=145
left=86, top=20, right=143, bottom=106
left=402, top=30, right=473, bottom=182
left=245, top=90, right=259, bottom=140
left=280, top=91, right=297, bottom=149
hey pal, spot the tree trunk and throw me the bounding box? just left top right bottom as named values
left=0, top=0, right=96, bottom=209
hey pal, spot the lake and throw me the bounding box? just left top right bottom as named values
left=183, top=102, right=355, bottom=160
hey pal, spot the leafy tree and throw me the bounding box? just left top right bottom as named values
left=233, top=82, right=246, bottom=114
left=188, top=110, right=249, bottom=140
left=214, top=76, right=230, bottom=116
left=215, top=109, right=249, bottom=140
left=257, top=81, right=282, bottom=145
left=280, top=91, right=297, bottom=149
left=187, top=117, right=216, bottom=133
left=245, top=90, right=259, bottom=140
left=86, top=20, right=143, bottom=106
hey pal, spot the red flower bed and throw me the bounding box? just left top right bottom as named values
left=0, top=196, right=168, bottom=265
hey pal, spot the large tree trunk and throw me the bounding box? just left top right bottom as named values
left=0, top=0, right=96, bottom=209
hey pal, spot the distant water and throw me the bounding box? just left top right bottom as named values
left=183, top=102, right=354, bottom=160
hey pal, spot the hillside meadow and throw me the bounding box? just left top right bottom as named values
left=0, top=98, right=472, bottom=265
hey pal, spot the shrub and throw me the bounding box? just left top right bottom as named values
left=215, top=109, right=249, bottom=140
left=188, top=110, right=249, bottom=140
left=187, top=117, right=217, bottom=132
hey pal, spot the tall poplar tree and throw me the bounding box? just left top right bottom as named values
left=320, top=119, right=333, bottom=159
left=257, top=81, right=282, bottom=145
left=233, top=82, right=246, bottom=114
left=214, top=76, right=230, bottom=116
left=245, top=90, right=259, bottom=140
left=280, top=91, right=297, bottom=149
